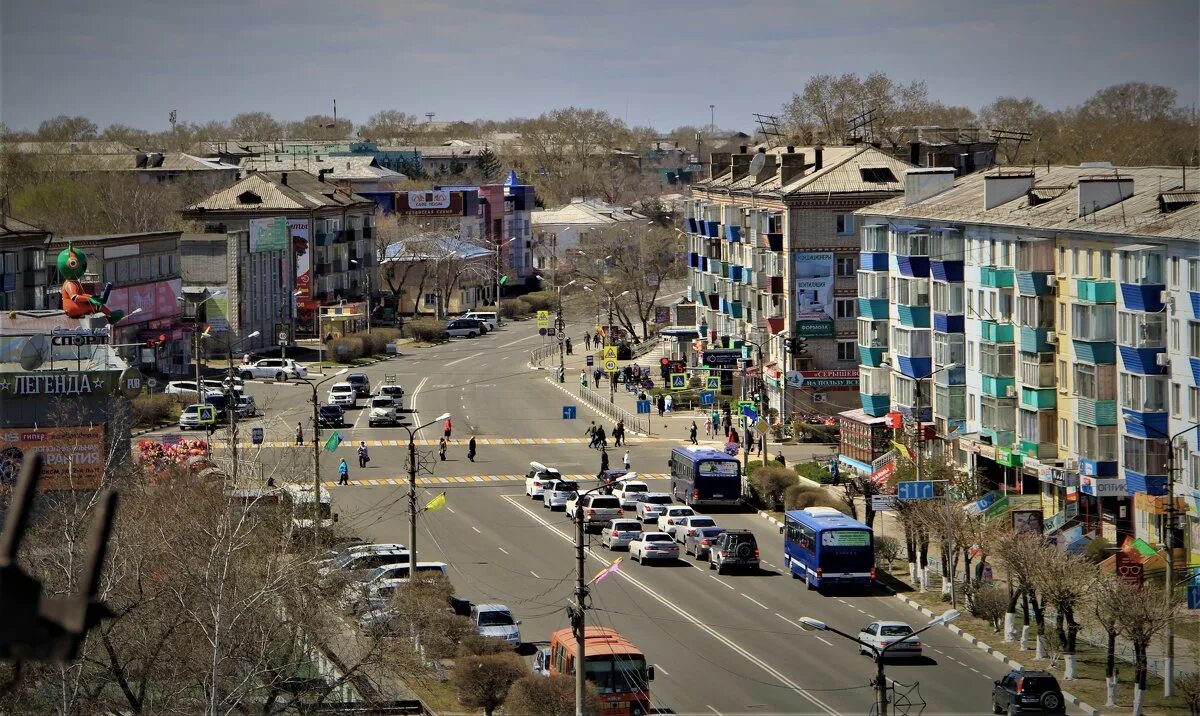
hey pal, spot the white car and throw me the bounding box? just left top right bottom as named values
left=525, top=461, right=562, bottom=499
left=341, top=562, right=449, bottom=611
left=328, top=383, right=358, bottom=408
left=368, top=395, right=400, bottom=426
left=532, top=646, right=552, bottom=676
left=612, top=480, right=649, bottom=510
left=673, top=515, right=719, bottom=544
left=376, top=384, right=405, bottom=407
left=657, top=505, right=697, bottom=535
left=164, top=380, right=221, bottom=400
left=542, top=479, right=579, bottom=510
left=565, top=494, right=623, bottom=530
left=635, top=493, right=674, bottom=523
left=857, top=621, right=923, bottom=658
left=472, top=603, right=522, bottom=649
left=463, top=311, right=499, bottom=331
left=629, top=532, right=680, bottom=564
left=600, top=519, right=644, bottom=550
left=239, top=358, right=308, bottom=381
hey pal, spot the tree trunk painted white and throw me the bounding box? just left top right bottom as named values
left=1131, top=685, right=1144, bottom=716
left=1019, top=625, right=1030, bottom=651
left=1035, top=634, right=1045, bottom=660
left=1105, top=676, right=1117, bottom=707
left=1003, top=612, right=1015, bottom=642
left=908, top=561, right=916, bottom=582
left=941, top=574, right=951, bottom=596
left=1064, top=654, right=1076, bottom=680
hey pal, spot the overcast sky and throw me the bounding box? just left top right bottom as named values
left=2, top=0, right=1197, bottom=133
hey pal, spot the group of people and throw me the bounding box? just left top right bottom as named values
left=332, top=417, right=480, bottom=486
left=584, top=419, right=627, bottom=449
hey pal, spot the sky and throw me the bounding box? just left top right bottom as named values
left=2, top=0, right=1197, bottom=134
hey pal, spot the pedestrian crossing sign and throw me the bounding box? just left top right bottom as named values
left=705, top=376, right=720, bottom=390
left=670, top=373, right=687, bottom=390
left=601, top=345, right=618, bottom=360
left=536, top=310, right=551, bottom=328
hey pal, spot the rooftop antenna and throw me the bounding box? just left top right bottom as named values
left=753, top=113, right=785, bottom=149
left=991, top=128, right=1033, bottom=166
left=426, top=112, right=435, bottom=124
left=847, top=106, right=877, bottom=144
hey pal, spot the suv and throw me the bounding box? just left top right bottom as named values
left=368, top=395, right=400, bottom=426
left=318, top=403, right=346, bottom=427
left=991, top=669, right=1065, bottom=714
left=377, top=384, right=405, bottom=407
left=346, top=373, right=371, bottom=398
left=328, top=383, right=358, bottom=408
left=442, top=318, right=486, bottom=339
left=565, top=494, right=622, bottom=531
left=241, top=358, right=307, bottom=381
left=708, top=529, right=760, bottom=574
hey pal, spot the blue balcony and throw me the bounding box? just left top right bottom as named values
left=686, top=218, right=699, bottom=233
left=1073, top=340, right=1116, bottom=364
left=1016, top=271, right=1054, bottom=296
left=981, top=321, right=1014, bottom=343
left=728, top=264, right=742, bottom=282
left=1080, top=459, right=1119, bottom=478
left=1118, top=345, right=1165, bottom=375
left=1077, top=279, right=1116, bottom=303
left=1019, top=326, right=1054, bottom=353
left=1192, top=357, right=1200, bottom=386
left=1125, top=470, right=1168, bottom=497
left=687, top=252, right=699, bottom=268
left=1120, top=283, right=1165, bottom=312
left=742, top=268, right=753, bottom=286
left=1077, top=397, right=1118, bottom=426
left=724, top=225, right=742, bottom=242
left=858, top=297, right=889, bottom=320
left=861, top=393, right=891, bottom=417
left=1191, top=291, right=1200, bottom=318
left=981, top=375, right=1015, bottom=398
left=897, top=304, right=931, bottom=328
left=934, top=312, right=964, bottom=333
left=704, top=220, right=719, bottom=238
left=939, top=364, right=967, bottom=386
left=858, top=345, right=887, bottom=367
left=860, top=252, right=888, bottom=271
left=895, top=255, right=930, bottom=278
left=897, top=355, right=932, bottom=379
left=896, top=402, right=932, bottom=423
left=979, top=267, right=1014, bottom=288
left=1122, top=408, right=1168, bottom=439
left=930, top=260, right=964, bottom=282
left=697, top=256, right=707, bottom=272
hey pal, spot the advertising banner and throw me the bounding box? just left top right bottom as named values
left=394, top=190, right=464, bottom=216
left=207, top=293, right=231, bottom=332
left=249, top=217, right=288, bottom=253
left=793, top=369, right=859, bottom=390
left=289, top=219, right=311, bottom=299
left=0, top=425, right=106, bottom=490
left=794, top=252, right=835, bottom=337
left=106, top=279, right=182, bottom=324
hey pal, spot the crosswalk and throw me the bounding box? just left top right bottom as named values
left=323, top=472, right=671, bottom=488
left=212, top=437, right=668, bottom=449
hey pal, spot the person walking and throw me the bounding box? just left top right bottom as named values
left=657, top=394, right=666, bottom=417
left=664, top=394, right=673, bottom=415
left=593, top=367, right=602, bottom=388
left=623, top=450, right=631, bottom=471
left=295, top=422, right=304, bottom=446
left=584, top=332, right=592, bottom=351
left=585, top=421, right=598, bottom=449
left=439, top=437, right=448, bottom=461
left=443, top=417, right=453, bottom=440
left=337, top=458, right=350, bottom=485
left=357, top=441, right=370, bottom=469
left=580, top=369, right=588, bottom=393
left=613, top=419, right=625, bottom=447
left=704, top=415, right=712, bottom=438
left=598, top=448, right=610, bottom=477
left=467, top=436, right=477, bottom=463
left=689, top=421, right=698, bottom=445
left=565, top=337, right=573, bottom=355
left=710, top=409, right=720, bottom=434
left=596, top=424, right=608, bottom=449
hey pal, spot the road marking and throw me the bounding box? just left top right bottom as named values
left=855, top=608, right=867, bottom=614
left=410, top=376, right=429, bottom=436
left=741, top=593, right=769, bottom=610
left=498, top=547, right=509, bottom=554
left=706, top=706, right=722, bottom=716
left=530, top=570, right=540, bottom=578
left=447, top=507, right=456, bottom=514
left=500, top=334, right=538, bottom=348
left=653, top=663, right=669, bottom=676
left=446, top=351, right=483, bottom=367
left=502, top=495, right=840, bottom=716
left=708, top=575, right=734, bottom=590
left=815, top=635, right=833, bottom=646
left=471, top=526, right=481, bottom=533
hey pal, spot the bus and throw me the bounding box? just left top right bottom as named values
left=783, top=506, right=875, bottom=590
left=548, top=626, right=654, bottom=716
left=668, top=446, right=741, bottom=508
left=282, top=484, right=336, bottom=539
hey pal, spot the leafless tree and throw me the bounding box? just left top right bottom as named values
left=1117, top=582, right=1183, bottom=715
left=375, top=216, right=468, bottom=318
left=1090, top=576, right=1131, bottom=707
left=995, top=532, right=1051, bottom=654
left=362, top=110, right=421, bottom=143
left=573, top=222, right=683, bottom=339
left=453, top=652, right=527, bottom=716
left=228, top=112, right=282, bottom=141
left=1032, top=549, right=1097, bottom=679
left=505, top=675, right=599, bottom=716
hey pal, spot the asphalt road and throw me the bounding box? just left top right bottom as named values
left=146, top=317, right=1084, bottom=715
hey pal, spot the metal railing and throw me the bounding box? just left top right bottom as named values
left=559, top=378, right=650, bottom=435
left=529, top=343, right=557, bottom=366
left=631, top=335, right=660, bottom=358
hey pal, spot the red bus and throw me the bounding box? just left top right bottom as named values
left=548, top=626, right=654, bottom=715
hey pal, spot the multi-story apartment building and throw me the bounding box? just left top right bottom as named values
left=857, top=164, right=1199, bottom=555
left=682, top=145, right=912, bottom=415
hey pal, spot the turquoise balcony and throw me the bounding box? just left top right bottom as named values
left=861, top=394, right=890, bottom=417
left=897, top=304, right=931, bottom=328
left=981, top=321, right=1014, bottom=343
left=729, top=301, right=743, bottom=319
left=1073, top=340, right=1116, bottom=364
left=1016, top=271, right=1054, bottom=296
left=858, top=345, right=887, bottom=366
left=1019, top=440, right=1057, bottom=460
left=981, top=427, right=1015, bottom=447
left=981, top=375, right=1015, bottom=398
left=1077, top=397, right=1118, bottom=426
left=1019, top=326, right=1054, bottom=353
left=979, top=266, right=1014, bottom=288
left=858, top=297, right=888, bottom=320
left=1076, top=279, right=1116, bottom=303
left=1020, top=386, right=1057, bottom=410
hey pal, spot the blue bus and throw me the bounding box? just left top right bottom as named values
left=668, top=446, right=741, bottom=508
left=783, top=507, right=875, bottom=590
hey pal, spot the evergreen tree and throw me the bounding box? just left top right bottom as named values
left=477, top=147, right=501, bottom=182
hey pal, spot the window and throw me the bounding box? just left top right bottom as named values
left=1123, top=436, right=1168, bottom=474
left=859, top=167, right=897, bottom=183
left=966, top=340, right=976, bottom=369
left=1118, top=311, right=1166, bottom=348
left=967, top=289, right=975, bottom=316
left=423, top=292, right=437, bottom=307
left=1071, top=304, right=1116, bottom=342
left=1073, top=363, right=1115, bottom=400
left=836, top=298, right=856, bottom=319
left=1021, top=352, right=1056, bottom=387
left=1190, top=259, right=1200, bottom=291
left=835, top=214, right=855, bottom=235
left=933, top=384, right=966, bottom=419
left=980, top=396, right=1016, bottom=433
left=857, top=319, right=887, bottom=348
left=890, top=325, right=931, bottom=356
left=857, top=270, right=888, bottom=299
left=1191, top=387, right=1200, bottom=422
left=894, top=232, right=930, bottom=257
left=1190, top=321, right=1200, bottom=356
left=1018, top=295, right=1054, bottom=329
left=1058, top=246, right=1066, bottom=274
left=930, top=231, right=963, bottom=261
left=1171, top=256, right=1180, bottom=287
left=980, top=343, right=1015, bottom=377
left=968, top=393, right=976, bottom=422
left=933, top=333, right=965, bottom=368
left=1019, top=409, right=1056, bottom=444
left=891, top=375, right=930, bottom=408
left=1076, top=424, right=1117, bottom=461
left=1172, top=319, right=1181, bottom=351
left=861, top=225, right=888, bottom=253
left=837, top=340, right=856, bottom=361
left=1173, top=383, right=1183, bottom=417
left=931, top=282, right=965, bottom=314
left=1099, top=251, right=1112, bottom=279
left=835, top=256, right=857, bottom=277
left=1060, top=418, right=1070, bottom=449
left=1119, top=250, right=1165, bottom=285
left=892, top=276, right=930, bottom=306
left=1119, top=374, right=1167, bottom=412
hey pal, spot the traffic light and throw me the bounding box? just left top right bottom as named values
left=788, top=335, right=808, bottom=354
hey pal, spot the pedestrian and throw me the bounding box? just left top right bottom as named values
left=295, top=422, right=304, bottom=446
left=722, top=414, right=732, bottom=437
left=657, top=394, right=665, bottom=417
left=593, top=367, right=602, bottom=388
left=467, top=436, right=477, bottom=463
left=704, top=416, right=712, bottom=438
left=443, top=417, right=453, bottom=440
left=623, top=450, right=631, bottom=470
left=357, top=441, right=370, bottom=469
left=775, top=451, right=786, bottom=467
left=439, top=437, right=448, bottom=461
left=711, top=409, right=720, bottom=433
left=599, top=448, right=610, bottom=476
left=584, top=332, right=592, bottom=350
left=664, top=394, right=673, bottom=414
left=580, top=369, right=588, bottom=392
left=585, top=421, right=597, bottom=448
left=566, top=337, right=573, bottom=355
left=338, top=458, right=350, bottom=485
left=596, top=424, right=608, bottom=449
left=243, top=352, right=251, bottom=364
left=689, top=421, right=698, bottom=445
left=614, top=419, right=625, bottom=447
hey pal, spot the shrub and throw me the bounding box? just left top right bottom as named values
left=964, top=583, right=1009, bottom=633
left=131, top=393, right=179, bottom=427
left=783, top=484, right=847, bottom=512
left=505, top=675, right=599, bottom=716
left=453, top=652, right=527, bottom=716
left=327, top=336, right=365, bottom=363
left=797, top=423, right=839, bottom=443
left=422, top=612, right=475, bottom=659
left=457, top=632, right=511, bottom=657
left=521, top=291, right=556, bottom=312
left=361, top=327, right=402, bottom=355
left=405, top=317, right=445, bottom=343
left=511, top=297, right=535, bottom=317
left=1083, top=536, right=1112, bottom=564
left=499, top=301, right=523, bottom=318
left=744, top=460, right=764, bottom=477
left=795, top=460, right=834, bottom=484
left=750, top=464, right=797, bottom=511
left=875, top=535, right=902, bottom=569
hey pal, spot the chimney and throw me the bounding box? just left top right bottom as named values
left=908, top=141, right=922, bottom=166
left=710, top=152, right=732, bottom=180
left=731, top=148, right=753, bottom=182
left=904, top=167, right=957, bottom=206
left=983, top=171, right=1034, bottom=209
left=1077, top=173, right=1134, bottom=217
left=136, top=152, right=149, bottom=168
left=779, top=152, right=806, bottom=186
left=280, top=172, right=288, bottom=186
left=813, top=143, right=823, bottom=171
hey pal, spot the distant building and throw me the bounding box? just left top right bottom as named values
left=240, top=155, right=407, bottom=193
left=531, top=198, right=646, bottom=273
left=15, top=144, right=240, bottom=184
left=0, top=215, right=53, bottom=311
left=380, top=236, right=494, bottom=316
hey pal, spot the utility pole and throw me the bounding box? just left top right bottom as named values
left=409, top=433, right=419, bottom=569
left=572, top=501, right=588, bottom=716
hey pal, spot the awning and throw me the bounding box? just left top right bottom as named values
left=659, top=326, right=700, bottom=338
left=929, top=227, right=961, bottom=233
left=892, top=225, right=924, bottom=234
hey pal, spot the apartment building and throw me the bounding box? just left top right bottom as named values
left=857, top=164, right=1200, bottom=555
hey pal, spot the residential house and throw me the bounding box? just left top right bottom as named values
left=240, top=155, right=407, bottom=193
left=531, top=198, right=646, bottom=273
left=0, top=215, right=52, bottom=311
left=380, top=235, right=494, bottom=317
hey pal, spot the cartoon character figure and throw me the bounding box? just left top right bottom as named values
left=58, top=243, right=124, bottom=324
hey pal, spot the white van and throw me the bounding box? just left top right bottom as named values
left=463, top=311, right=498, bottom=331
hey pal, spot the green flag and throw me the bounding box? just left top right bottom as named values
left=324, top=432, right=342, bottom=452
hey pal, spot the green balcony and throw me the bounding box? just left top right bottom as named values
left=980, top=266, right=1014, bottom=288
left=1019, top=440, right=1057, bottom=460
left=981, top=321, right=1014, bottom=343
left=1019, top=326, right=1054, bottom=353
left=858, top=297, right=888, bottom=320
left=981, top=427, right=1015, bottom=447
left=981, top=375, right=1015, bottom=398
left=1076, top=278, right=1116, bottom=303
left=1077, top=397, right=1117, bottom=426
left=1019, top=386, right=1057, bottom=410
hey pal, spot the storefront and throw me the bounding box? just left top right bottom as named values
left=837, top=408, right=892, bottom=477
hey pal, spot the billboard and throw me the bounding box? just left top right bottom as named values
left=0, top=425, right=106, bottom=490
left=249, top=217, right=288, bottom=253
left=289, top=219, right=311, bottom=299
left=394, top=190, right=464, bottom=216
left=106, top=279, right=182, bottom=323
left=794, top=252, right=835, bottom=337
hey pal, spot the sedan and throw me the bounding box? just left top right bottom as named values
left=636, top=493, right=673, bottom=523
left=328, top=383, right=358, bottom=408
left=857, top=621, right=923, bottom=658
left=684, top=526, right=726, bottom=560
left=612, top=480, right=649, bottom=510
left=629, top=532, right=679, bottom=564
left=674, top=515, right=719, bottom=544
left=165, top=381, right=221, bottom=400
left=657, top=506, right=696, bottom=536
left=600, top=519, right=644, bottom=550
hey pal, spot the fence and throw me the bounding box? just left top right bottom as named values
left=556, top=377, right=651, bottom=436
left=529, top=343, right=558, bottom=367
left=630, top=335, right=661, bottom=359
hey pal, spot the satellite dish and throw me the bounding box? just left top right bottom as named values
left=19, top=334, right=51, bottom=371
left=748, top=151, right=767, bottom=176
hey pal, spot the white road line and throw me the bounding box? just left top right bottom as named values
left=498, top=547, right=509, bottom=554
left=501, top=495, right=840, bottom=716
left=500, top=335, right=538, bottom=348
left=815, top=635, right=834, bottom=646
left=709, top=576, right=735, bottom=590
left=471, top=526, right=482, bottom=533
left=654, top=664, right=669, bottom=676
left=410, top=377, right=428, bottom=435
left=447, top=507, right=456, bottom=514
left=530, top=570, right=540, bottom=578
left=446, top=352, right=482, bottom=367
left=706, top=706, right=722, bottom=716
left=741, top=593, right=769, bottom=610
left=855, top=608, right=866, bottom=614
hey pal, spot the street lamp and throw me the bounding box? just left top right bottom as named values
left=798, top=609, right=960, bottom=715
left=537, top=275, right=576, bottom=381
left=202, top=330, right=260, bottom=485
left=178, top=289, right=226, bottom=388
left=398, top=412, right=452, bottom=569
left=297, top=367, right=349, bottom=550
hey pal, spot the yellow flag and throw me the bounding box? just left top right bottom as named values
left=423, top=492, right=447, bottom=512
left=892, top=440, right=913, bottom=461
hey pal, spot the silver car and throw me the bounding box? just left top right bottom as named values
left=543, top=479, right=579, bottom=510
left=600, top=519, right=644, bottom=550
left=635, top=493, right=673, bottom=523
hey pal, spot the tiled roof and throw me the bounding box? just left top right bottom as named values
left=0, top=216, right=49, bottom=237
left=695, top=145, right=912, bottom=197
left=185, top=171, right=373, bottom=212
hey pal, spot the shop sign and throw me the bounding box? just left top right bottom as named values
left=0, top=425, right=106, bottom=490
left=977, top=444, right=997, bottom=461
left=996, top=446, right=1022, bottom=467
left=0, top=370, right=126, bottom=398
left=1080, top=475, right=1127, bottom=497
left=1037, top=464, right=1055, bottom=483
left=1115, top=552, right=1144, bottom=586
left=50, top=327, right=110, bottom=346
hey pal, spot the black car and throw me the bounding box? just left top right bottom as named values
left=317, top=404, right=345, bottom=428
left=708, top=529, right=760, bottom=574
left=992, top=669, right=1065, bottom=714
left=346, top=373, right=371, bottom=398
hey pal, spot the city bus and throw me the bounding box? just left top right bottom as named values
left=668, top=446, right=741, bottom=508
left=548, top=626, right=654, bottom=716
left=783, top=506, right=875, bottom=590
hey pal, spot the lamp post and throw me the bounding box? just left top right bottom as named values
left=538, top=274, right=575, bottom=381
left=606, top=289, right=629, bottom=403
left=798, top=610, right=959, bottom=715
left=297, top=368, right=349, bottom=550
left=179, top=289, right=226, bottom=389
left=398, top=412, right=452, bottom=569
left=203, top=330, right=260, bottom=486
left=495, top=237, right=517, bottom=326
left=741, top=339, right=767, bottom=461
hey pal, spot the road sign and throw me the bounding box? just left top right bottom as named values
left=586, top=355, right=594, bottom=367
left=897, top=481, right=936, bottom=501
left=562, top=405, right=577, bottom=420
left=636, top=399, right=651, bottom=414
left=754, top=418, right=769, bottom=435
left=601, top=345, right=618, bottom=360
left=705, top=376, right=720, bottom=391
left=1189, top=584, right=1200, bottom=610
left=162, top=433, right=182, bottom=446
left=700, top=390, right=715, bottom=406
left=147, top=377, right=159, bottom=389
left=538, top=328, right=548, bottom=336
left=274, top=322, right=292, bottom=346
left=251, top=427, right=265, bottom=445
left=558, top=332, right=566, bottom=343
left=603, top=358, right=619, bottom=373
left=536, top=310, right=551, bottom=328
left=547, top=327, right=556, bottom=337
left=871, top=495, right=898, bottom=511
left=670, top=373, right=687, bottom=390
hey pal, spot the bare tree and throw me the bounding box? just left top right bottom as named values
left=362, top=110, right=421, bottom=142
left=506, top=675, right=599, bottom=716
left=228, top=112, right=282, bottom=141
left=453, top=652, right=527, bottom=716
left=995, top=532, right=1050, bottom=654
left=1118, top=582, right=1183, bottom=715
left=1090, top=577, right=1131, bottom=707
left=1032, top=549, right=1097, bottom=679
left=573, top=222, right=683, bottom=339
left=374, top=217, right=466, bottom=318
left=36, top=115, right=99, bottom=141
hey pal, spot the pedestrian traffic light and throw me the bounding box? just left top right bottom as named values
left=660, top=357, right=670, bottom=366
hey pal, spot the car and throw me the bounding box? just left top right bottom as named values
left=179, top=403, right=218, bottom=430
left=318, top=403, right=346, bottom=427
left=525, top=462, right=563, bottom=499
left=319, top=548, right=411, bottom=578
left=684, top=526, right=726, bottom=560
left=635, top=493, right=673, bottom=523
left=442, top=318, right=486, bottom=339
left=991, top=669, right=1065, bottom=714
left=612, top=480, right=649, bottom=510
left=463, top=311, right=498, bottom=331
left=165, top=380, right=221, bottom=400
left=233, top=395, right=257, bottom=418
left=319, top=542, right=407, bottom=569
left=240, top=358, right=308, bottom=381
left=565, top=494, right=623, bottom=531
left=328, top=382, right=358, bottom=408
left=673, top=515, right=719, bottom=544
left=376, top=384, right=405, bottom=407
left=368, top=395, right=401, bottom=426
left=857, top=621, right=923, bottom=658
left=340, top=562, right=448, bottom=610
left=657, top=505, right=696, bottom=536
left=600, top=519, right=644, bottom=550
left=221, top=376, right=246, bottom=394
left=471, top=603, right=522, bottom=649
left=532, top=646, right=552, bottom=676
left=629, top=532, right=679, bottom=564
left=346, top=373, right=371, bottom=398
left=542, top=479, right=579, bottom=510
left=708, top=529, right=760, bottom=574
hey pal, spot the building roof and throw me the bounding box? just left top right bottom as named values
left=9, top=140, right=133, bottom=154
left=383, top=236, right=493, bottom=262
left=39, top=152, right=241, bottom=173
left=239, top=155, right=406, bottom=181
left=50, top=231, right=181, bottom=246
left=377, top=143, right=488, bottom=159
left=694, top=145, right=911, bottom=197
left=859, top=165, right=1200, bottom=241
left=185, top=171, right=374, bottom=213
left=531, top=198, right=645, bottom=227
left=0, top=215, right=50, bottom=239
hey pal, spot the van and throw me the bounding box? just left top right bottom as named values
left=463, top=311, right=498, bottom=331
left=368, top=395, right=400, bottom=427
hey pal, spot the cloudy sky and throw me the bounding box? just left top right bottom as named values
left=2, top=0, right=1196, bottom=133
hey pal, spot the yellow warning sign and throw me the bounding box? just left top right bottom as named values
left=536, top=311, right=551, bottom=328
left=601, top=345, right=618, bottom=360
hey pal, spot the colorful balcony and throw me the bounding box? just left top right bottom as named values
left=703, top=220, right=720, bottom=238
left=858, top=297, right=888, bottom=320
left=764, top=232, right=783, bottom=252
left=861, top=393, right=891, bottom=417
left=687, top=252, right=699, bottom=268
left=706, top=294, right=719, bottom=310
left=1122, top=408, right=1168, bottom=439
left=980, top=427, right=1015, bottom=447
left=895, top=255, right=930, bottom=278
left=897, top=355, right=931, bottom=379
left=1019, top=387, right=1057, bottom=410
left=896, top=402, right=932, bottom=423
left=729, top=301, right=743, bottom=320
left=858, top=345, right=887, bottom=367
left=1019, top=326, right=1054, bottom=353
left=1076, top=397, right=1118, bottom=426
left=934, top=313, right=964, bottom=333
left=1072, top=340, right=1116, bottom=364
left=979, top=266, right=1014, bottom=288
left=1120, top=283, right=1165, bottom=312
left=1016, top=271, right=1054, bottom=296
left=1081, top=458, right=1119, bottom=478
left=741, top=268, right=754, bottom=286
left=1191, top=291, right=1200, bottom=318
left=930, top=260, right=964, bottom=282
left=1076, top=279, right=1116, bottom=303
left=1118, top=345, right=1166, bottom=375
left=728, top=264, right=742, bottom=282
left=698, top=256, right=708, bottom=272
left=685, top=218, right=699, bottom=233
left=981, top=321, right=1014, bottom=343
left=981, top=375, right=1015, bottom=398
left=1125, top=470, right=1168, bottom=497
left=1019, top=440, right=1057, bottom=460
left=1192, top=357, right=1200, bottom=386
left=897, top=304, right=931, bottom=328
left=724, top=225, right=742, bottom=242
left=708, top=259, right=723, bottom=275
left=860, top=252, right=887, bottom=271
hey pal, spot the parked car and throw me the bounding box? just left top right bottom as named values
left=857, top=621, right=923, bottom=659
left=201, top=379, right=242, bottom=396
left=165, top=381, right=221, bottom=401
left=240, top=358, right=307, bottom=381
left=328, top=383, right=358, bottom=408
left=317, top=403, right=346, bottom=427
left=233, top=395, right=257, bottom=418
left=542, top=479, right=579, bottom=510
left=566, top=494, right=623, bottom=531
left=991, top=669, right=1065, bottom=714
left=635, top=493, right=674, bottom=523
left=471, top=603, right=522, bottom=649
left=442, top=318, right=486, bottom=339
left=525, top=461, right=563, bottom=499
left=600, top=519, right=644, bottom=550
left=346, top=373, right=371, bottom=398
left=657, top=506, right=696, bottom=535
left=673, top=515, right=719, bottom=544
left=612, top=480, right=649, bottom=510
left=221, top=376, right=246, bottom=394
left=463, top=311, right=498, bottom=331
left=368, top=395, right=401, bottom=426
left=179, top=403, right=217, bottom=430
left=319, top=548, right=410, bottom=578
left=629, top=532, right=679, bottom=564
left=708, top=529, right=760, bottom=574
left=684, top=526, right=726, bottom=560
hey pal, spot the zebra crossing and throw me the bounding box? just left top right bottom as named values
left=322, top=472, right=671, bottom=488
left=213, top=436, right=667, bottom=449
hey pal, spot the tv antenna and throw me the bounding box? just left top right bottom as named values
left=990, top=128, right=1033, bottom=165
left=753, top=113, right=785, bottom=148
left=425, top=112, right=435, bottom=124
left=169, top=110, right=177, bottom=132
left=847, top=106, right=877, bottom=144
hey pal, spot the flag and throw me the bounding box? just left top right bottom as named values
left=892, top=440, right=913, bottom=461
left=591, top=558, right=622, bottom=585
left=424, top=492, right=447, bottom=512
left=324, top=431, right=342, bottom=452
